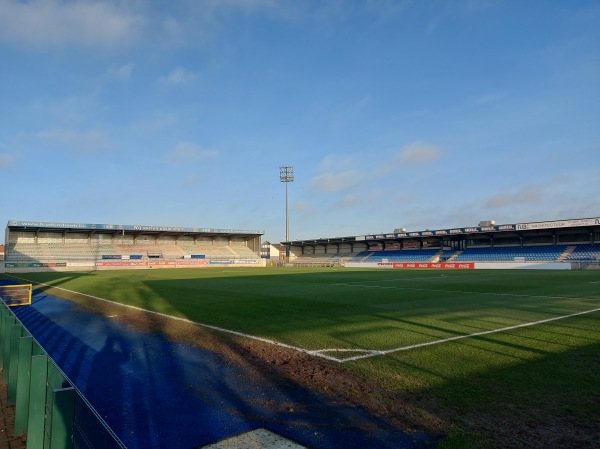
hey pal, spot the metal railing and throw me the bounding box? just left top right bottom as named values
left=0, top=301, right=126, bottom=449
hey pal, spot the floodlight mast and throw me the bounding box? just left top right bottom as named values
left=279, top=165, right=294, bottom=250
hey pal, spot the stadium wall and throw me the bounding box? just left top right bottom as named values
left=474, top=262, right=571, bottom=270
left=0, top=258, right=266, bottom=273
left=344, top=262, right=572, bottom=270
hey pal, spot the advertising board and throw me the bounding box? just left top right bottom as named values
left=95, top=261, right=148, bottom=267
left=391, top=262, right=474, bottom=269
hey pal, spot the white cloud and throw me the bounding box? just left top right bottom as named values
left=36, top=128, right=112, bottom=153
left=335, top=193, right=360, bottom=208
left=310, top=143, right=441, bottom=196
left=317, top=154, right=356, bottom=172
left=197, top=0, right=297, bottom=17
left=484, top=185, right=543, bottom=209
left=425, top=0, right=498, bottom=35
left=0, top=152, right=16, bottom=168
left=161, top=17, right=185, bottom=46
left=106, top=62, right=134, bottom=81
left=161, top=66, right=198, bottom=86
left=167, top=141, right=218, bottom=163
left=333, top=190, right=385, bottom=211
left=0, top=0, right=144, bottom=48
left=153, top=0, right=311, bottom=49
left=30, top=94, right=100, bottom=125
left=310, top=170, right=361, bottom=193
left=129, top=112, right=179, bottom=135
left=396, top=142, right=441, bottom=165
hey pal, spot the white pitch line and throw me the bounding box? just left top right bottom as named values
left=331, top=281, right=599, bottom=302
left=330, top=283, right=395, bottom=289
left=332, top=272, right=512, bottom=286
left=311, top=348, right=378, bottom=354
left=337, top=305, right=600, bottom=362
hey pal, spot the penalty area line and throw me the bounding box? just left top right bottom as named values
left=331, top=281, right=599, bottom=302
left=337, top=305, right=600, bottom=363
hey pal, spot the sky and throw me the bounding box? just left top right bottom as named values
left=1, top=0, right=599, bottom=244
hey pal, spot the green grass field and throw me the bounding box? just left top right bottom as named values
left=4, top=267, right=600, bottom=448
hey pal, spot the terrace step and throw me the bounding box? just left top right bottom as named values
left=447, top=250, right=462, bottom=261
left=557, top=245, right=576, bottom=262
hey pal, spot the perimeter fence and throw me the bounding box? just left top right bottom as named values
left=0, top=299, right=127, bottom=449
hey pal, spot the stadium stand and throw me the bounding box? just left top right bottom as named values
left=286, top=217, right=600, bottom=269
left=7, top=240, right=261, bottom=262
left=565, top=244, right=600, bottom=261
left=453, top=245, right=568, bottom=262
left=5, top=217, right=600, bottom=271
left=353, top=248, right=440, bottom=262
left=293, top=243, right=600, bottom=267
left=3, top=221, right=264, bottom=271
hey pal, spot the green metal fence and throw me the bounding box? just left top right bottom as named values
left=0, top=301, right=127, bottom=449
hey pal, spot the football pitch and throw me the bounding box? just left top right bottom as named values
left=5, top=267, right=600, bottom=448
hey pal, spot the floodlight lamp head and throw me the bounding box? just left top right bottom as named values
left=279, top=165, right=294, bottom=182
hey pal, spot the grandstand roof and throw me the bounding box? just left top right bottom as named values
left=285, top=217, right=600, bottom=246
left=6, top=220, right=263, bottom=239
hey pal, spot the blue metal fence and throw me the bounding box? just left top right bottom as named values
left=0, top=300, right=126, bottom=449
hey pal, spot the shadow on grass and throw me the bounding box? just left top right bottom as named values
left=380, top=321, right=600, bottom=449
left=13, top=288, right=440, bottom=449
left=11, top=269, right=600, bottom=449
